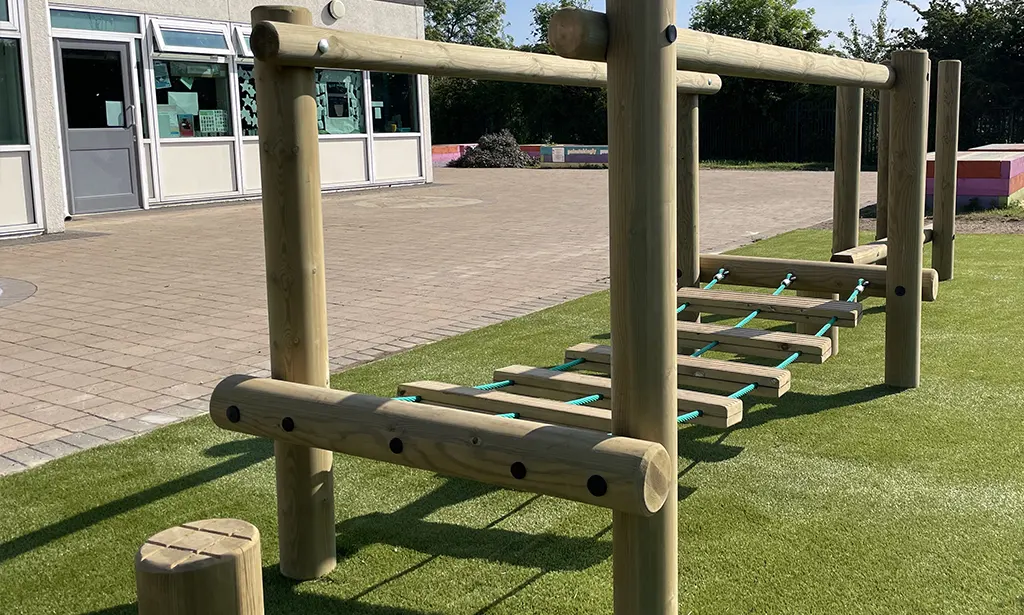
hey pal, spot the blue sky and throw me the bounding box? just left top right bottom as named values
left=503, top=0, right=926, bottom=46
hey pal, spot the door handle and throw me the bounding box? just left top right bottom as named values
left=124, top=104, right=135, bottom=128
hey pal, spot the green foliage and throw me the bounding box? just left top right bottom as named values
left=424, top=0, right=512, bottom=47
left=690, top=0, right=828, bottom=51
left=836, top=0, right=899, bottom=63
left=447, top=129, right=537, bottom=167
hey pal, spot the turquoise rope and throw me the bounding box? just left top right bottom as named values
left=729, top=279, right=869, bottom=398
left=393, top=395, right=420, bottom=402
left=566, top=394, right=602, bottom=406
left=690, top=274, right=794, bottom=358
left=496, top=413, right=519, bottom=419
left=551, top=357, right=585, bottom=372
left=678, top=269, right=728, bottom=315
left=475, top=380, right=513, bottom=391
left=677, top=410, right=701, bottom=424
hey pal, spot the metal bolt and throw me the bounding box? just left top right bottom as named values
left=317, top=38, right=330, bottom=53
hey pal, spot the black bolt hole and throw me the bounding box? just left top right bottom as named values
left=895, top=285, right=906, bottom=297
left=226, top=406, right=240, bottom=423
left=389, top=438, right=403, bottom=454
left=281, top=417, right=295, bottom=432
left=510, top=462, right=527, bottom=480
left=676, top=268, right=682, bottom=279
left=587, top=475, right=608, bottom=497
left=666, top=24, right=678, bottom=43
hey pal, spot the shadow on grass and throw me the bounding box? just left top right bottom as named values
left=0, top=438, right=272, bottom=566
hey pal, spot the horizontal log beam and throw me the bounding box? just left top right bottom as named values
left=548, top=8, right=895, bottom=89
left=211, top=376, right=672, bottom=517
left=493, top=365, right=743, bottom=427
left=565, top=344, right=789, bottom=399
left=251, top=21, right=722, bottom=94
left=831, top=225, right=935, bottom=265
left=677, top=322, right=831, bottom=364
left=677, top=287, right=861, bottom=327
left=699, top=254, right=939, bottom=302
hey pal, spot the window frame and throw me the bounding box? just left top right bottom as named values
left=0, top=0, right=19, bottom=31
left=233, top=25, right=252, bottom=58
left=151, top=19, right=232, bottom=56
left=151, top=56, right=236, bottom=140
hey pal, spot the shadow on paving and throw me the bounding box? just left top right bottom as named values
left=0, top=439, right=273, bottom=566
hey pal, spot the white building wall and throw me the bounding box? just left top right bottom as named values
left=19, top=0, right=428, bottom=236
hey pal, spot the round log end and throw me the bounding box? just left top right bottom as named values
left=250, top=21, right=283, bottom=61
left=548, top=8, right=609, bottom=62
left=641, top=444, right=673, bottom=515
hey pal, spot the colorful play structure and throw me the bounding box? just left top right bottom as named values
left=132, top=4, right=965, bottom=614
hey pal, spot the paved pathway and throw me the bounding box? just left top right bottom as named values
left=0, top=168, right=876, bottom=474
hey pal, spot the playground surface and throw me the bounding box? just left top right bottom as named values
left=0, top=168, right=876, bottom=474
left=1, top=229, right=1021, bottom=614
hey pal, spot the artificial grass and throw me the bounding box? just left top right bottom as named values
left=2, top=231, right=1023, bottom=614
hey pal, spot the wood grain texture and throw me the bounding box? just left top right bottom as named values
left=547, top=8, right=894, bottom=88
left=831, top=225, right=934, bottom=264
left=834, top=86, right=864, bottom=254
left=492, top=365, right=742, bottom=420
left=885, top=50, right=930, bottom=388
left=251, top=6, right=335, bottom=581
left=932, top=60, right=961, bottom=281
left=211, top=376, right=673, bottom=517
left=678, top=93, right=700, bottom=290
left=604, top=0, right=679, bottom=611
left=876, top=82, right=892, bottom=240
left=565, top=343, right=790, bottom=398
left=250, top=20, right=721, bottom=94
left=676, top=321, right=832, bottom=363
left=699, top=253, right=939, bottom=301
left=135, top=519, right=264, bottom=615
left=794, top=291, right=839, bottom=355
left=676, top=287, right=861, bottom=326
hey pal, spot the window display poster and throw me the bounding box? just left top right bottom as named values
left=154, top=62, right=171, bottom=89
left=198, top=109, right=227, bottom=135
left=167, top=91, right=199, bottom=116
left=104, top=100, right=123, bottom=127
left=157, top=108, right=179, bottom=138
left=178, top=114, right=194, bottom=138
left=372, top=101, right=383, bottom=120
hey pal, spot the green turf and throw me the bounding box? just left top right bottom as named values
left=2, top=231, right=1023, bottom=614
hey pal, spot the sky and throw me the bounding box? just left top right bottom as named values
left=502, top=0, right=926, bottom=46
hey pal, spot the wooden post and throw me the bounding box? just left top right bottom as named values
left=678, top=93, right=700, bottom=321
left=885, top=50, right=930, bottom=388
left=135, top=519, right=264, bottom=615
left=932, top=60, right=961, bottom=281
left=876, top=81, right=891, bottom=240
left=799, top=86, right=864, bottom=354
left=252, top=5, right=336, bottom=580
left=605, top=0, right=678, bottom=612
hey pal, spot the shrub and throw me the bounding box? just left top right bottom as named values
left=448, top=130, right=537, bottom=168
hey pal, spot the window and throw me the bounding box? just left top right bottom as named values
left=153, top=60, right=232, bottom=138
left=61, top=47, right=126, bottom=129
left=0, top=39, right=28, bottom=145
left=316, top=69, right=365, bottom=134
left=135, top=40, right=148, bottom=138
left=370, top=72, right=419, bottom=133
left=0, top=0, right=13, bottom=29
left=151, top=20, right=231, bottom=55
left=50, top=9, right=140, bottom=33
left=234, top=26, right=252, bottom=58
left=0, top=2, right=10, bottom=24
left=237, top=67, right=366, bottom=137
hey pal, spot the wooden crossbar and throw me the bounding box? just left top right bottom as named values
left=565, top=343, right=790, bottom=399
left=492, top=365, right=743, bottom=428
left=699, top=254, right=939, bottom=301
left=396, top=381, right=725, bottom=431
left=831, top=225, right=934, bottom=265
left=211, top=375, right=673, bottom=516
left=676, top=288, right=862, bottom=328
left=250, top=21, right=722, bottom=94
left=676, top=322, right=832, bottom=363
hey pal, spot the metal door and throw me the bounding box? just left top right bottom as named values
left=56, top=40, right=141, bottom=214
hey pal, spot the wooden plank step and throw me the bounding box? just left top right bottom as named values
left=676, top=287, right=861, bottom=327
left=830, top=225, right=934, bottom=265
left=676, top=321, right=832, bottom=364
left=564, top=343, right=790, bottom=399
left=492, top=365, right=742, bottom=428
left=396, top=381, right=719, bottom=432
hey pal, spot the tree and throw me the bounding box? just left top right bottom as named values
left=836, top=0, right=898, bottom=63
left=424, top=0, right=512, bottom=48
left=689, top=0, right=829, bottom=52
